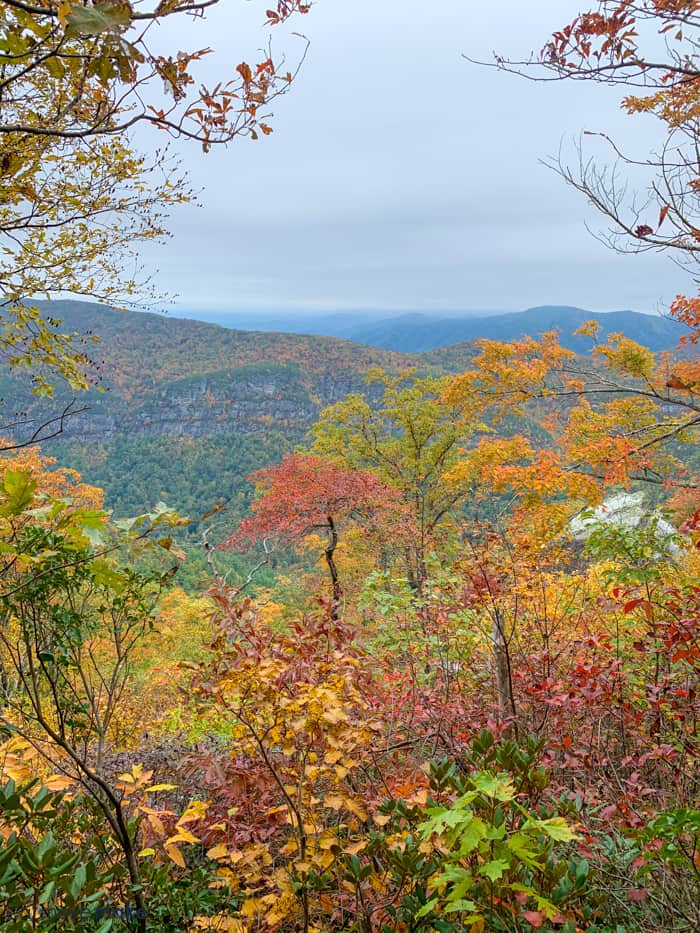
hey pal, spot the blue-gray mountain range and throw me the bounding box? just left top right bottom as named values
left=174, top=305, right=687, bottom=352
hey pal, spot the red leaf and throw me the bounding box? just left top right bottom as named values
left=623, top=598, right=652, bottom=619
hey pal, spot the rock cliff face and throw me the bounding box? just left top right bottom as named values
left=0, top=303, right=412, bottom=523
left=56, top=362, right=366, bottom=444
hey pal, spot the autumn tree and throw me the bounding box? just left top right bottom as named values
left=311, top=370, right=480, bottom=591
left=445, top=324, right=698, bottom=528
left=0, top=0, right=309, bottom=414
left=439, top=2, right=699, bottom=559
left=219, top=453, right=400, bottom=619
left=487, top=0, right=700, bottom=398
left=0, top=0, right=309, bottom=146
left=0, top=448, right=195, bottom=930
left=0, top=137, right=192, bottom=399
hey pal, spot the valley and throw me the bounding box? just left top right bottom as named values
left=2, top=300, right=692, bottom=540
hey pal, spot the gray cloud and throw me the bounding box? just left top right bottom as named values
left=135, top=0, right=686, bottom=317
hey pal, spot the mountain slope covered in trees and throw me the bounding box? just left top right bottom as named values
left=2, top=300, right=691, bottom=533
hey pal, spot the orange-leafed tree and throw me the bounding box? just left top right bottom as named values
left=449, top=0, right=700, bottom=553
left=219, top=454, right=401, bottom=619
left=0, top=443, right=104, bottom=509
left=490, top=2, right=700, bottom=390
left=445, top=322, right=698, bottom=527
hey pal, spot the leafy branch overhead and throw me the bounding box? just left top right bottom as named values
left=1, top=0, right=310, bottom=146
left=0, top=0, right=309, bottom=403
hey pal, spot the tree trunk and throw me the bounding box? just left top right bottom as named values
left=324, top=516, right=341, bottom=620
left=492, top=608, right=517, bottom=736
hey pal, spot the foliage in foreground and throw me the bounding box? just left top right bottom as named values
left=0, top=424, right=698, bottom=931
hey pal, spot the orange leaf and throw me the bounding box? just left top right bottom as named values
left=165, top=845, right=186, bottom=868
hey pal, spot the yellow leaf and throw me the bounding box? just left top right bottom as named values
left=165, top=844, right=186, bottom=868
left=322, top=706, right=348, bottom=724
left=146, top=783, right=178, bottom=793
left=167, top=828, right=199, bottom=845
left=313, top=850, right=336, bottom=869
left=241, top=898, right=260, bottom=919
left=345, top=840, right=367, bottom=856
left=138, top=847, right=155, bottom=858
left=192, top=916, right=244, bottom=932
left=344, top=797, right=368, bottom=821
left=206, top=844, right=229, bottom=860
left=178, top=800, right=209, bottom=824
left=57, top=2, right=73, bottom=28
left=146, top=813, right=165, bottom=836
left=265, top=805, right=288, bottom=818
left=323, top=793, right=345, bottom=810
left=44, top=774, right=75, bottom=791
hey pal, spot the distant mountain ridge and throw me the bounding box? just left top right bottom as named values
left=0, top=299, right=689, bottom=551
left=172, top=305, right=687, bottom=352
left=345, top=306, right=685, bottom=353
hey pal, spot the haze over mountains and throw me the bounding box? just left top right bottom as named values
left=173, top=305, right=687, bottom=352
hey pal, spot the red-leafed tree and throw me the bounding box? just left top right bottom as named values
left=219, top=454, right=402, bottom=618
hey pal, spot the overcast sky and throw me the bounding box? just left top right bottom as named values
left=136, top=0, right=685, bottom=317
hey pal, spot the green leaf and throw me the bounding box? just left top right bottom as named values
left=479, top=858, right=510, bottom=881
left=76, top=510, right=107, bottom=547
left=439, top=865, right=474, bottom=903
left=38, top=880, right=56, bottom=904
left=90, top=558, right=124, bottom=591
left=45, top=55, right=66, bottom=79
left=525, top=817, right=578, bottom=842
left=457, top=816, right=487, bottom=855
left=419, top=807, right=466, bottom=837
left=415, top=896, right=440, bottom=919
left=533, top=892, right=562, bottom=919
left=472, top=772, right=516, bottom=802
left=444, top=898, right=478, bottom=913
left=70, top=862, right=86, bottom=898
left=3, top=470, right=37, bottom=515
left=65, top=3, right=131, bottom=37
left=507, top=833, right=543, bottom=870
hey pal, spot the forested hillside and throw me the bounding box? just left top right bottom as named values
left=2, top=299, right=696, bottom=589
left=1, top=303, right=415, bottom=546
